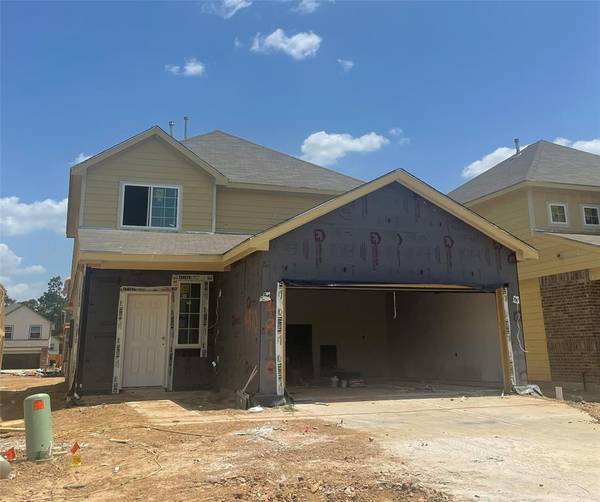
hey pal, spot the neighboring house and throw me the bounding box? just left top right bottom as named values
left=450, top=140, right=600, bottom=390
left=0, top=284, right=6, bottom=370
left=65, top=126, right=537, bottom=399
left=3, top=303, right=53, bottom=369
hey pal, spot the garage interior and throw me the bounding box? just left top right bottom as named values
left=284, top=285, right=506, bottom=400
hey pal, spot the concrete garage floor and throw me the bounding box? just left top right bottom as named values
left=294, top=393, right=600, bottom=502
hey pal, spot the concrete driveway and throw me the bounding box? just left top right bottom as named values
left=121, top=385, right=599, bottom=501
left=294, top=394, right=600, bottom=502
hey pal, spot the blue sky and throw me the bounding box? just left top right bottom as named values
left=1, top=0, right=599, bottom=299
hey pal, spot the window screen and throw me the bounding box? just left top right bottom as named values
left=151, top=187, right=178, bottom=228
left=584, top=207, right=599, bottom=225
left=122, top=184, right=178, bottom=228
left=29, top=325, right=41, bottom=339
left=178, top=283, right=202, bottom=345
left=5, top=326, right=13, bottom=339
left=122, top=185, right=150, bottom=226
left=550, top=204, right=567, bottom=224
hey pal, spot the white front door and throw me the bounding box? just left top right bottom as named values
left=122, top=293, right=169, bottom=388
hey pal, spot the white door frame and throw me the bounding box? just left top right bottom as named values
left=112, top=287, right=173, bottom=393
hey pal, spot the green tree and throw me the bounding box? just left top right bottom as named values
left=4, top=295, right=16, bottom=307
left=21, top=299, right=40, bottom=311
left=36, top=276, right=65, bottom=337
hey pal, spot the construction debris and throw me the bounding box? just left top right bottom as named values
left=109, top=438, right=130, bottom=444
left=0, top=455, right=11, bottom=479
left=235, top=365, right=258, bottom=410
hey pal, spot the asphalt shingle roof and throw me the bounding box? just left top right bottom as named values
left=5, top=303, right=23, bottom=315
left=78, top=228, right=252, bottom=255
left=449, top=140, right=600, bottom=203
left=182, top=131, right=363, bottom=192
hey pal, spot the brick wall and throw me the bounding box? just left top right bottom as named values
left=540, top=270, right=600, bottom=385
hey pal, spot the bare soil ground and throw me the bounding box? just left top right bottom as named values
left=571, top=400, right=600, bottom=423
left=1, top=374, right=66, bottom=421
left=1, top=401, right=452, bottom=501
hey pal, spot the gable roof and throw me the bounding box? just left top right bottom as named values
left=222, top=169, right=539, bottom=266
left=70, top=126, right=228, bottom=182
left=6, top=303, right=23, bottom=315
left=182, top=130, right=363, bottom=192
left=449, top=140, right=600, bottom=204
left=5, top=302, right=52, bottom=324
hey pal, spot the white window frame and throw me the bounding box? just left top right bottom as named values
left=119, top=182, right=182, bottom=231
left=29, top=325, right=42, bottom=340
left=547, top=202, right=569, bottom=226
left=173, top=278, right=211, bottom=352
left=581, top=204, right=600, bottom=227
left=5, top=325, right=13, bottom=339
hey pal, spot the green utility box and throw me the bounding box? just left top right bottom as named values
left=23, top=393, right=53, bottom=461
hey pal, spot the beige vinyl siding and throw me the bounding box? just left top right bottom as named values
left=518, top=278, right=551, bottom=381
left=216, top=187, right=332, bottom=234
left=470, top=189, right=531, bottom=241
left=531, top=188, right=600, bottom=232
left=83, top=136, right=214, bottom=231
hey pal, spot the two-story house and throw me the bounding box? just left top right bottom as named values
left=450, top=141, right=600, bottom=391
left=65, top=126, right=536, bottom=401
left=3, top=303, right=53, bottom=369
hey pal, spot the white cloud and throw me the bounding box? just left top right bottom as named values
left=388, top=127, right=410, bottom=145
left=337, top=58, right=354, bottom=72
left=552, top=137, right=600, bottom=155
left=293, top=0, right=323, bottom=14
left=165, top=58, right=205, bottom=77
left=462, top=146, right=518, bottom=179
left=251, top=29, right=322, bottom=60
left=301, top=131, right=389, bottom=166
left=70, top=153, right=92, bottom=165
left=0, top=243, right=47, bottom=300
left=234, top=36, right=243, bottom=48
left=202, top=0, right=252, bottom=18
left=462, top=137, right=600, bottom=179
left=0, top=196, right=68, bottom=236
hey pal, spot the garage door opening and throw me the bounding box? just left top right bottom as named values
left=281, top=284, right=510, bottom=401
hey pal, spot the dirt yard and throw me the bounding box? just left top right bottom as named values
left=1, top=374, right=66, bottom=421
left=0, top=400, right=450, bottom=501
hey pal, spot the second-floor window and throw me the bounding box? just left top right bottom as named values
left=121, top=184, right=179, bottom=229
left=29, top=325, right=42, bottom=339
left=583, top=206, right=600, bottom=226
left=5, top=325, right=13, bottom=339
left=548, top=203, right=568, bottom=225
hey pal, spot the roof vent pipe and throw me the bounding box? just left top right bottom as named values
left=514, top=138, right=520, bottom=154
left=168, top=120, right=175, bottom=137
left=184, top=116, right=189, bottom=140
